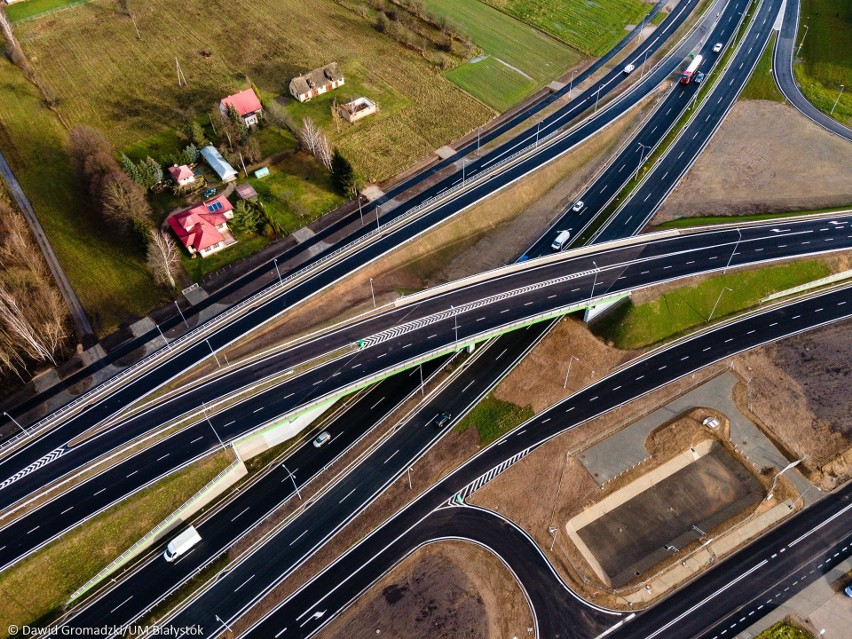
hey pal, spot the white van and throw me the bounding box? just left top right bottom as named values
left=164, top=526, right=202, bottom=562
left=551, top=230, right=571, bottom=252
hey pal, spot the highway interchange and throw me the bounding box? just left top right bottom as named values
left=1, top=0, right=850, bottom=637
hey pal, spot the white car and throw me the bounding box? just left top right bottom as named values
left=313, top=431, right=331, bottom=448
left=623, top=64, right=636, bottom=74
left=571, top=200, right=585, bottom=212
left=713, top=42, right=723, bottom=53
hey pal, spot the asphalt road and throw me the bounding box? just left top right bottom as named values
left=5, top=212, right=850, bottom=568
left=0, top=0, right=745, bottom=521
left=773, top=0, right=852, bottom=141
left=62, top=320, right=553, bottom=629
left=215, top=286, right=852, bottom=639
left=0, top=0, right=692, bottom=431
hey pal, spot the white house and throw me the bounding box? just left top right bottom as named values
left=289, top=62, right=344, bottom=103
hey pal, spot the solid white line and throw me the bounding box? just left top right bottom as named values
left=339, top=488, right=357, bottom=504
left=190, top=437, right=203, bottom=444
left=289, top=530, right=309, bottom=546
left=231, top=507, right=250, bottom=522
left=788, top=502, right=852, bottom=547
left=156, top=453, right=170, bottom=461
left=234, top=574, right=255, bottom=593
left=383, top=450, right=398, bottom=464
left=110, top=595, right=133, bottom=614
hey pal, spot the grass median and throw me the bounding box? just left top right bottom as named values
left=456, top=394, right=533, bottom=446
left=0, top=450, right=232, bottom=634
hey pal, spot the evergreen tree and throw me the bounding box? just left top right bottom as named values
left=120, top=153, right=143, bottom=185
left=231, top=200, right=264, bottom=233
left=181, top=143, right=199, bottom=164
left=190, top=121, right=208, bottom=148
left=331, top=149, right=355, bottom=195
left=140, top=156, right=163, bottom=189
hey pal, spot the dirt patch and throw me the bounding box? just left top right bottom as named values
left=732, top=318, right=852, bottom=487
left=316, top=541, right=533, bottom=639
left=653, top=101, right=852, bottom=222
left=493, top=315, right=640, bottom=412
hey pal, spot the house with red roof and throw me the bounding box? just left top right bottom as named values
left=168, top=195, right=236, bottom=258
left=168, top=164, right=196, bottom=187
left=219, top=88, right=263, bottom=127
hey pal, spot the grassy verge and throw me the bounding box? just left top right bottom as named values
left=794, top=0, right=852, bottom=124
left=0, top=451, right=232, bottom=634
left=5, top=0, right=83, bottom=22
left=657, top=204, right=852, bottom=228
left=456, top=394, right=533, bottom=445
left=480, top=0, right=652, bottom=57
left=651, top=10, right=669, bottom=26
left=741, top=33, right=785, bottom=101
left=593, top=260, right=832, bottom=349
left=755, top=621, right=815, bottom=639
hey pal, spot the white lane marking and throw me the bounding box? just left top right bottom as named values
left=339, top=488, right=357, bottom=504
left=157, top=453, right=170, bottom=461
left=253, top=407, right=264, bottom=413
left=234, top=574, right=255, bottom=593
left=110, top=596, right=133, bottom=614
left=370, top=397, right=385, bottom=410
left=289, top=530, right=309, bottom=546
left=384, top=450, right=399, bottom=464
left=231, top=507, right=250, bottom=522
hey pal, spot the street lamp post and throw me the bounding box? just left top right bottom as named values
left=375, top=204, right=381, bottom=231
left=174, top=300, right=189, bottom=329
left=355, top=186, right=364, bottom=226
left=535, top=122, right=541, bottom=148
left=724, top=228, right=742, bottom=273
left=594, top=85, right=602, bottom=112
left=766, top=459, right=803, bottom=501
left=273, top=257, right=282, bottom=285
left=369, top=277, right=376, bottom=308
left=156, top=324, right=170, bottom=349
left=589, top=261, right=599, bottom=306
left=796, top=24, right=809, bottom=57
left=3, top=411, right=28, bottom=435
left=707, top=286, right=732, bottom=322
left=635, top=142, right=651, bottom=181
left=206, top=338, right=221, bottom=368
left=462, top=158, right=467, bottom=185
left=419, top=363, right=425, bottom=396
left=451, top=305, right=459, bottom=348
left=830, top=84, right=845, bottom=115
left=281, top=463, right=302, bottom=500
left=215, top=615, right=234, bottom=633
left=201, top=401, right=227, bottom=454
left=563, top=355, right=579, bottom=389
left=407, top=466, right=413, bottom=490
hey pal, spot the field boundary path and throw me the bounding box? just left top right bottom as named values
left=0, top=148, right=94, bottom=343
left=773, top=0, right=852, bottom=141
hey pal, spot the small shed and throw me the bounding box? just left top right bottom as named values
left=235, top=183, right=258, bottom=201
left=200, top=146, right=238, bottom=183
left=338, top=97, right=377, bottom=123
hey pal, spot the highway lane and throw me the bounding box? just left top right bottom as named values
left=0, top=2, right=681, bottom=429
left=0, top=0, right=714, bottom=496
left=608, top=482, right=852, bottom=639
left=61, top=321, right=553, bottom=629
left=773, top=0, right=852, bottom=140
left=6, top=214, right=851, bottom=566
left=219, top=288, right=852, bottom=639
left=596, top=0, right=783, bottom=242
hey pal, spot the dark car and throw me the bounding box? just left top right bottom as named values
left=433, top=412, right=452, bottom=428
left=203, top=186, right=217, bottom=198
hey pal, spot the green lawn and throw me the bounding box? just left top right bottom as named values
left=795, top=0, right=852, bottom=123
left=180, top=231, right=269, bottom=282
left=481, top=0, right=652, bottom=56
left=0, top=56, right=166, bottom=335
left=421, top=0, right=580, bottom=110
left=755, top=622, right=815, bottom=639
left=456, top=394, right=533, bottom=446
left=445, top=56, right=538, bottom=112
left=594, top=260, right=832, bottom=349
left=651, top=10, right=669, bottom=26
left=5, top=0, right=85, bottom=22
left=741, top=33, right=785, bottom=101
left=0, top=451, right=231, bottom=632
left=248, top=153, right=346, bottom=234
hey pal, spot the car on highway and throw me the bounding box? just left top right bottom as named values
left=551, top=230, right=571, bottom=251
left=623, top=63, right=635, bottom=74
left=845, top=583, right=852, bottom=598
left=571, top=200, right=585, bottom=212
left=694, top=72, right=705, bottom=84
left=313, top=431, right=331, bottom=447
left=713, top=42, right=723, bottom=53
left=433, top=412, right=452, bottom=429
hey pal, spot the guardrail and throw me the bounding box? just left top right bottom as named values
left=66, top=455, right=246, bottom=604
left=761, top=268, right=852, bottom=303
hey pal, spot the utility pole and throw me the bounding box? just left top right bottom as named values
left=830, top=84, right=845, bottom=115
left=174, top=300, right=189, bottom=329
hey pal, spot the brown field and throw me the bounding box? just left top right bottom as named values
left=316, top=541, right=533, bottom=639
left=655, top=101, right=852, bottom=221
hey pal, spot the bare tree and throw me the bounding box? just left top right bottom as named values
left=316, top=131, right=333, bottom=171
left=102, top=172, right=151, bottom=228
left=298, top=117, right=333, bottom=170
left=146, top=230, right=181, bottom=289
left=0, top=283, right=55, bottom=364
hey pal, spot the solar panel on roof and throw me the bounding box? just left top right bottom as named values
left=208, top=202, right=223, bottom=212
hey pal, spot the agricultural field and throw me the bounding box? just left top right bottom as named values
left=13, top=0, right=494, bottom=182
left=795, top=0, right=852, bottom=124
left=0, top=55, right=165, bottom=334
left=421, top=0, right=580, bottom=111
left=481, top=0, right=652, bottom=56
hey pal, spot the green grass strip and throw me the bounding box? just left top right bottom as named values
left=455, top=394, right=533, bottom=445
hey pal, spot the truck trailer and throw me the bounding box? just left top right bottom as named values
left=680, top=54, right=703, bottom=84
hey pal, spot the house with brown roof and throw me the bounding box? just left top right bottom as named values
left=289, top=63, right=344, bottom=103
